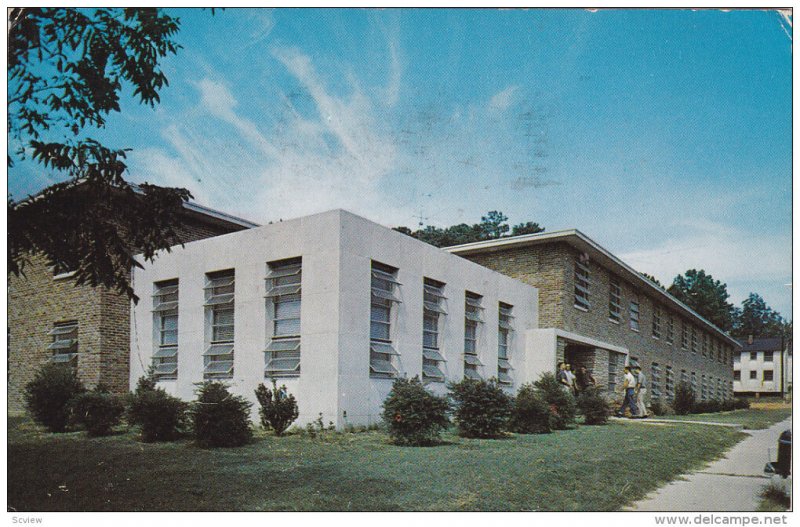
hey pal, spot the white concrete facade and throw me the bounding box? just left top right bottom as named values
left=733, top=341, right=791, bottom=396
left=131, top=210, right=539, bottom=428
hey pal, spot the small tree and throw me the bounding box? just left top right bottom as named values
left=255, top=381, right=299, bottom=436
left=24, top=363, right=85, bottom=432
left=381, top=376, right=450, bottom=446
left=448, top=377, right=513, bottom=438
left=128, top=377, right=188, bottom=442
left=71, top=385, right=125, bottom=436
left=576, top=387, right=611, bottom=425
left=673, top=381, right=696, bottom=415
left=512, top=383, right=551, bottom=434
left=190, top=382, right=252, bottom=447
left=532, top=372, right=577, bottom=430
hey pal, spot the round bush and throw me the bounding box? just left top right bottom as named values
left=448, top=377, right=512, bottom=438
left=24, top=363, right=85, bottom=432
left=512, top=383, right=551, bottom=434
left=673, top=382, right=696, bottom=415
left=71, top=387, right=125, bottom=436
left=190, top=382, right=252, bottom=447
left=532, top=372, right=577, bottom=430
left=382, top=376, right=450, bottom=445
left=576, top=387, right=611, bottom=425
left=733, top=398, right=751, bottom=410
left=255, top=381, right=299, bottom=436
left=128, top=381, right=188, bottom=442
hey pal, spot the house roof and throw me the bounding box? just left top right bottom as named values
left=738, top=337, right=786, bottom=352
left=445, top=228, right=741, bottom=348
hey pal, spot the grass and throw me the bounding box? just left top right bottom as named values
left=757, top=483, right=791, bottom=512
left=8, top=416, right=746, bottom=512
left=653, top=408, right=792, bottom=430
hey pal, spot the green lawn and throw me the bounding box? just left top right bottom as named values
left=652, top=408, right=792, bottom=430
left=8, top=416, right=746, bottom=512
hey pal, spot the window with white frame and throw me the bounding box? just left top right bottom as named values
left=691, top=372, right=697, bottom=396
left=47, top=321, right=78, bottom=364
left=701, top=374, right=707, bottom=400
left=764, top=351, right=774, bottom=362
left=665, top=366, right=674, bottom=400
left=629, top=298, right=640, bottom=332
left=716, top=378, right=722, bottom=399
left=691, top=327, right=698, bottom=354
left=702, top=333, right=708, bottom=358
left=709, top=377, right=716, bottom=400
left=608, top=352, right=623, bottom=393
left=609, top=275, right=621, bottom=322
left=422, top=278, right=447, bottom=383
left=574, top=258, right=590, bottom=310
left=370, top=262, right=401, bottom=378
left=497, top=303, right=514, bottom=385
left=651, top=363, right=661, bottom=400
left=203, top=270, right=235, bottom=379
left=666, top=316, right=675, bottom=345
left=681, top=322, right=689, bottom=351
left=463, top=292, right=484, bottom=380
left=680, top=369, right=688, bottom=387
left=763, top=370, right=774, bottom=381
left=652, top=306, right=661, bottom=339
left=265, top=258, right=302, bottom=378
left=152, top=279, right=178, bottom=380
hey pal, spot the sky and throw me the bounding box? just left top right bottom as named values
left=8, top=8, right=792, bottom=319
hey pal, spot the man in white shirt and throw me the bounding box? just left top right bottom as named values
left=616, top=366, right=639, bottom=418
left=634, top=365, right=648, bottom=418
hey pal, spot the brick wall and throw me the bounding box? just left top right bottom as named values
left=461, top=242, right=737, bottom=406
left=8, top=215, right=248, bottom=414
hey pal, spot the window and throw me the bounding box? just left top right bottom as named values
left=716, top=378, right=722, bottom=399
left=422, top=278, right=447, bottom=383
left=734, top=370, right=741, bottom=381
left=681, top=322, right=689, bottom=351
left=749, top=370, right=757, bottom=380
left=763, top=370, right=774, bottom=381
left=666, top=316, right=675, bottom=345
left=464, top=292, right=484, bottom=380
left=652, top=306, right=661, bottom=339
left=750, top=351, right=758, bottom=361
left=629, top=298, right=640, bottom=332
left=691, top=372, right=697, bottom=395
left=764, top=351, right=774, bottom=362
left=47, top=321, right=78, bottom=364
left=665, top=366, right=674, bottom=400
left=574, top=258, right=590, bottom=310
left=152, top=280, right=178, bottom=380
left=716, top=340, right=722, bottom=363
left=497, top=303, right=514, bottom=385
left=680, top=369, right=688, bottom=386
left=52, top=261, right=76, bottom=279
left=702, top=334, right=708, bottom=358
left=370, top=262, right=401, bottom=378
left=609, top=276, right=622, bottom=322
left=204, top=270, right=235, bottom=379
left=691, top=327, right=698, bottom=354
left=709, top=377, right=716, bottom=400
left=701, top=375, right=707, bottom=401
left=608, top=352, right=623, bottom=393
left=651, top=363, right=661, bottom=400
left=265, top=258, right=302, bottom=377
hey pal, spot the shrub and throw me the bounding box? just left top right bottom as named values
left=128, top=382, right=188, bottom=442
left=449, top=377, right=512, bottom=438
left=673, top=381, right=696, bottom=415
left=190, top=382, right=253, bottom=447
left=23, top=363, right=85, bottom=432
left=382, top=376, right=450, bottom=445
left=255, top=381, right=299, bottom=436
left=532, top=372, right=577, bottom=430
left=71, top=386, right=125, bottom=436
left=576, top=387, right=611, bottom=425
left=721, top=399, right=736, bottom=411
left=511, top=383, right=551, bottom=434
left=650, top=398, right=668, bottom=416
left=734, top=397, right=751, bottom=410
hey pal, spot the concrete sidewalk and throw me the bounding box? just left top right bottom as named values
left=626, top=416, right=792, bottom=511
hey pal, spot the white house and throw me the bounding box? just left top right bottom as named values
left=130, top=209, right=539, bottom=428
left=734, top=337, right=792, bottom=398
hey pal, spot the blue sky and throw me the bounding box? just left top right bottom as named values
left=8, top=8, right=792, bottom=319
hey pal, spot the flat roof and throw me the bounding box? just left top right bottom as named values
left=446, top=229, right=741, bottom=348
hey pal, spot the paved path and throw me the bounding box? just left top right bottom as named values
left=626, top=416, right=792, bottom=511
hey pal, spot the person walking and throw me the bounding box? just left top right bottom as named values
left=616, top=366, right=639, bottom=418
left=634, top=365, right=649, bottom=418
left=576, top=365, right=596, bottom=393
left=564, top=363, right=578, bottom=395
left=557, top=362, right=571, bottom=392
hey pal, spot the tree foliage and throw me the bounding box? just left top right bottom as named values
left=668, top=269, right=735, bottom=331
left=394, top=211, right=544, bottom=248
left=24, top=362, right=85, bottom=432
left=255, top=381, right=300, bottom=436
left=8, top=8, right=193, bottom=300
left=732, top=293, right=790, bottom=339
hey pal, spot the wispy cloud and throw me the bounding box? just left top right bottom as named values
left=488, top=85, right=519, bottom=115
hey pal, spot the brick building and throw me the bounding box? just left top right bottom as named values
left=8, top=200, right=257, bottom=413
left=447, top=229, right=740, bottom=406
